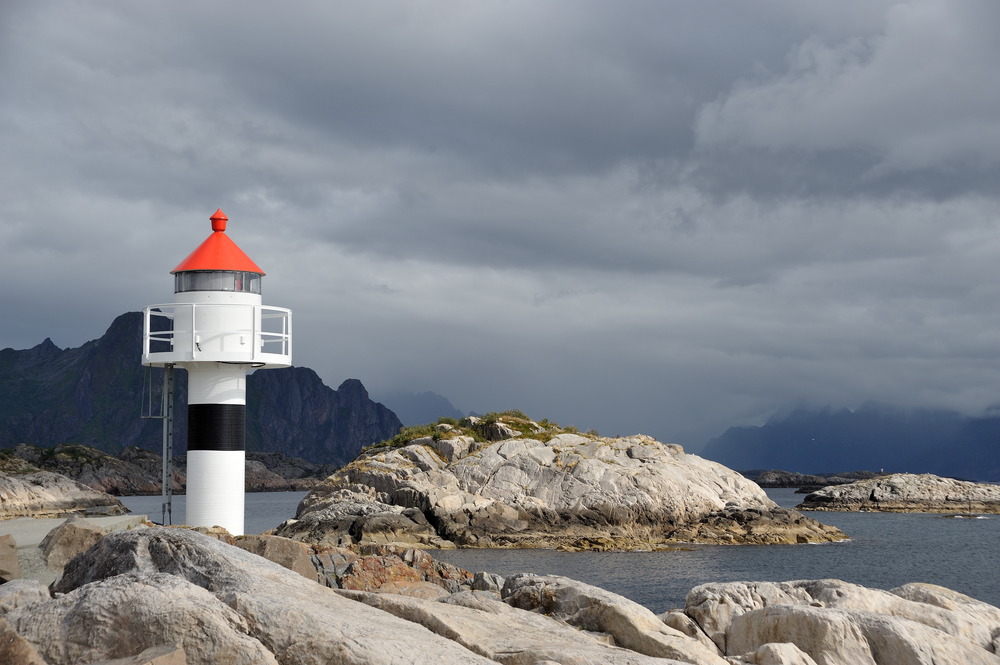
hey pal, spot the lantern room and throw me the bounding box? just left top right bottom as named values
left=142, top=209, right=292, bottom=369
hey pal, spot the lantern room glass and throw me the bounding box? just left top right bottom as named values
left=174, top=271, right=261, bottom=294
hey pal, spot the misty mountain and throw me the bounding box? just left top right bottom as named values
left=0, top=312, right=402, bottom=465
left=375, top=389, right=466, bottom=426
left=700, top=403, right=1000, bottom=481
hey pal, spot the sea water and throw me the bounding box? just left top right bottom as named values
left=119, top=491, right=309, bottom=537
left=120, top=488, right=1000, bottom=614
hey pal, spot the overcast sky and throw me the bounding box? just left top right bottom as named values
left=3, top=0, right=1000, bottom=448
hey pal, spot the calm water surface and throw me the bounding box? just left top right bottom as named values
left=120, top=491, right=308, bottom=536
left=121, top=488, right=1000, bottom=614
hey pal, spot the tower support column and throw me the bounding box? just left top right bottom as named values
left=185, top=364, right=248, bottom=535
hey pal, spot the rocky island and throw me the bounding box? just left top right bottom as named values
left=742, top=469, right=883, bottom=491
left=797, top=473, right=1000, bottom=513
left=275, top=412, right=845, bottom=549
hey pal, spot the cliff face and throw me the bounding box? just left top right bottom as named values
left=248, top=372, right=401, bottom=465
left=0, top=312, right=402, bottom=465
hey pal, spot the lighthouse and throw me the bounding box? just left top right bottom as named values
left=142, top=209, right=292, bottom=535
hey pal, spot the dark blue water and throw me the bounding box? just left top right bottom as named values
left=121, top=489, right=1000, bottom=614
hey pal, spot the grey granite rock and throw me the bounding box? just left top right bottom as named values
left=0, top=534, right=19, bottom=582
left=9, top=572, right=276, bottom=665
left=2, top=528, right=998, bottom=665
left=798, top=473, right=1000, bottom=512
left=684, top=579, right=1000, bottom=664
left=46, top=527, right=494, bottom=664
left=502, top=573, right=728, bottom=664
left=279, top=431, right=843, bottom=549
left=0, top=579, right=50, bottom=616
left=0, top=470, right=126, bottom=519
left=40, top=516, right=108, bottom=569
left=342, top=588, right=689, bottom=664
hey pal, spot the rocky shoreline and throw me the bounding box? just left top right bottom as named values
left=274, top=414, right=845, bottom=550
left=0, top=470, right=126, bottom=521
left=1, top=444, right=336, bottom=495
left=797, top=473, right=1000, bottom=513
left=3, top=424, right=1000, bottom=663
left=1, top=526, right=999, bottom=665
left=742, top=469, right=884, bottom=492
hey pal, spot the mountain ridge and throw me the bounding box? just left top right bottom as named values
left=701, top=403, right=1000, bottom=481
left=0, top=312, right=402, bottom=465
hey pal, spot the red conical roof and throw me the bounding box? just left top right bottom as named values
left=171, top=209, right=265, bottom=275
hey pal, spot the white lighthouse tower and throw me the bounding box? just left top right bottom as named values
left=142, top=209, right=292, bottom=535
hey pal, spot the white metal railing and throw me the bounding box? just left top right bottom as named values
left=142, top=303, right=292, bottom=366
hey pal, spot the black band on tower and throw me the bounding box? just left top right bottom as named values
left=188, top=404, right=245, bottom=451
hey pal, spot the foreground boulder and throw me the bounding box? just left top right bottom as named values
left=503, top=574, right=728, bottom=663
left=344, top=588, right=692, bottom=664
left=0, top=528, right=720, bottom=664
left=797, top=473, right=1000, bottom=513
left=685, top=579, right=1000, bottom=664
left=16, top=528, right=496, bottom=665
left=0, top=470, right=126, bottom=519
left=0, top=535, right=19, bottom=582
left=1, top=528, right=998, bottom=664
left=276, top=414, right=844, bottom=549
left=39, top=517, right=121, bottom=569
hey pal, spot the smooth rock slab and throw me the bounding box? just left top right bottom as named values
left=728, top=604, right=1000, bottom=665
left=730, top=642, right=819, bottom=665
left=503, top=573, right=727, bottom=664
left=89, top=644, right=188, bottom=665
left=342, top=588, right=689, bottom=664
left=49, top=527, right=493, bottom=665
left=685, top=579, right=1000, bottom=665
left=8, top=572, right=277, bottom=665
left=0, top=470, right=126, bottom=519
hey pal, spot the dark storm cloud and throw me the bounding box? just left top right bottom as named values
left=3, top=0, right=1000, bottom=446
left=694, top=0, right=1000, bottom=198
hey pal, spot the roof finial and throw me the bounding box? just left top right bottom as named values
left=210, top=208, right=228, bottom=232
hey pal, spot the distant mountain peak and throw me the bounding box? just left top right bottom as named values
left=703, top=403, right=998, bottom=481
left=0, top=312, right=403, bottom=466
left=375, top=389, right=465, bottom=427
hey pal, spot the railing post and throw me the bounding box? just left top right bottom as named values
left=142, top=308, right=150, bottom=359
left=190, top=303, right=197, bottom=359
left=253, top=304, right=260, bottom=362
